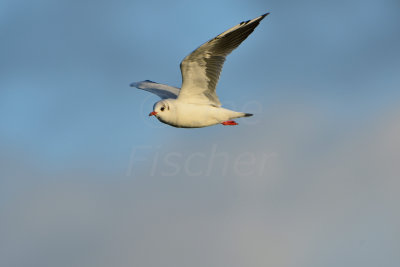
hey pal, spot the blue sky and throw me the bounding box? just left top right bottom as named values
left=1, top=0, right=400, bottom=266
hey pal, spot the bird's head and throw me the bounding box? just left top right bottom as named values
left=149, top=100, right=171, bottom=119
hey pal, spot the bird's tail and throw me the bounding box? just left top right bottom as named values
left=231, top=112, right=253, bottom=119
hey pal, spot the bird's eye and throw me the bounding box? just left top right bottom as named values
left=160, top=107, right=165, bottom=111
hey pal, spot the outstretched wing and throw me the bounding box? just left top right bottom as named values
left=178, top=13, right=269, bottom=107
left=130, top=80, right=180, bottom=99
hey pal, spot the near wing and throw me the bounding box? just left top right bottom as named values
left=178, top=13, right=269, bottom=107
left=130, top=80, right=180, bottom=99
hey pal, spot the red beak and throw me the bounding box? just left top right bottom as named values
left=149, top=111, right=157, bottom=116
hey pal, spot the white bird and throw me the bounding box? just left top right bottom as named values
left=131, top=13, right=269, bottom=128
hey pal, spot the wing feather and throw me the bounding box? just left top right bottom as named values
left=178, top=13, right=269, bottom=106
left=130, top=80, right=180, bottom=99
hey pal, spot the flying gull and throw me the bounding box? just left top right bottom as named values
left=131, top=13, right=269, bottom=128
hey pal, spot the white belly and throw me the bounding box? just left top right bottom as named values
left=158, top=102, right=242, bottom=128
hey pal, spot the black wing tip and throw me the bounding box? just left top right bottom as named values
left=130, top=80, right=155, bottom=87
left=244, top=113, right=253, bottom=117
left=261, top=12, right=270, bottom=18
left=239, top=12, right=269, bottom=25
left=259, top=12, right=270, bottom=21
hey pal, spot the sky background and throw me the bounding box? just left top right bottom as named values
left=1, top=0, right=400, bottom=266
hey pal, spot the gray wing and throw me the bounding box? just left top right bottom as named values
left=178, top=13, right=269, bottom=107
left=130, top=80, right=180, bottom=99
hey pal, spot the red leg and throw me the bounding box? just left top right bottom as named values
left=221, top=120, right=238, bottom=126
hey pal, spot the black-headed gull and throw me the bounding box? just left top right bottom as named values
left=131, top=13, right=269, bottom=128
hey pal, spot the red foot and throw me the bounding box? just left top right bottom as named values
left=221, top=120, right=238, bottom=126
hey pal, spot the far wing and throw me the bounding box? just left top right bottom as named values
left=130, top=80, right=180, bottom=99
left=178, top=13, right=269, bottom=106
